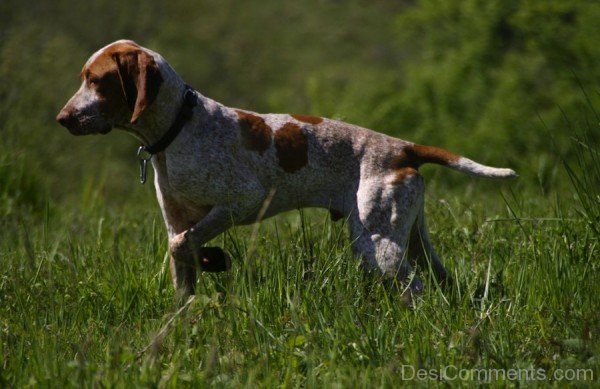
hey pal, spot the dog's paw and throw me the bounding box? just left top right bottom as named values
left=169, top=235, right=231, bottom=273
left=198, top=247, right=231, bottom=273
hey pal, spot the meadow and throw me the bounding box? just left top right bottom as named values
left=1, top=0, right=599, bottom=386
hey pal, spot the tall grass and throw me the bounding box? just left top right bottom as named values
left=1, top=134, right=598, bottom=386
left=564, top=133, right=600, bottom=240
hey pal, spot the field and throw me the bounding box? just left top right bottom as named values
left=1, top=0, right=599, bottom=386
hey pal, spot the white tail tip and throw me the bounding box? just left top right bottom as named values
left=451, top=157, right=517, bottom=179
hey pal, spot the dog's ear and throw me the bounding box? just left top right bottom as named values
left=113, top=49, right=163, bottom=124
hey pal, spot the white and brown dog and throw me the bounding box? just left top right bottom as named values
left=57, top=40, right=516, bottom=298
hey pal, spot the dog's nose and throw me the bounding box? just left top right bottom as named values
left=56, top=110, right=73, bottom=127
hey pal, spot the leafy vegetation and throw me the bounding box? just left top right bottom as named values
left=0, top=0, right=598, bottom=386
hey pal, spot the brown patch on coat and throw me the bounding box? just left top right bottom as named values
left=235, top=110, right=273, bottom=154
left=94, top=70, right=126, bottom=118
left=389, top=144, right=461, bottom=170
left=291, top=114, right=323, bottom=125
left=83, top=41, right=163, bottom=123
left=274, top=123, right=308, bottom=173
left=406, top=144, right=460, bottom=166
left=390, top=167, right=418, bottom=185
left=388, top=143, right=460, bottom=184
left=81, top=51, right=125, bottom=119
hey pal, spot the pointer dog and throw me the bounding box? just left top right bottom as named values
left=57, top=40, right=516, bottom=298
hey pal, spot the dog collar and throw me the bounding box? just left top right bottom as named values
left=137, top=86, right=198, bottom=184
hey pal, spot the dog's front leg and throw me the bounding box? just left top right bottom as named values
left=168, top=198, right=265, bottom=297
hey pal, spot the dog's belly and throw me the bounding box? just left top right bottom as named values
left=240, top=170, right=358, bottom=224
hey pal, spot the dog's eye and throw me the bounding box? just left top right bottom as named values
left=88, top=76, right=100, bottom=86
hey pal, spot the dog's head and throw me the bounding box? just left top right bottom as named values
left=56, top=40, right=163, bottom=135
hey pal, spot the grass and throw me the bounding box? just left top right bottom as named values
left=0, top=137, right=598, bottom=387
left=1, top=186, right=598, bottom=385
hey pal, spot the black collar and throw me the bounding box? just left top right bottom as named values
left=136, top=86, right=198, bottom=184
left=140, top=86, right=198, bottom=155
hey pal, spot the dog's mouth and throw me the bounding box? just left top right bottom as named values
left=59, top=113, right=114, bottom=136
left=98, top=123, right=114, bottom=135
left=66, top=123, right=113, bottom=136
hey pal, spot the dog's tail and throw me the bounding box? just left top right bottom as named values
left=406, top=144, right=517, bottom=179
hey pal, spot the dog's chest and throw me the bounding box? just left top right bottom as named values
left=160, top=190, right=212, bottom=235
left=150, top=153, right=213, bottom=233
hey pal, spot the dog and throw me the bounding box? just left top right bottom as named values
left=57, top=40, right=516, bottom=299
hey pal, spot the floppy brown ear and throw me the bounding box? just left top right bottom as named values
left=113, top=50, right=163, bottom=124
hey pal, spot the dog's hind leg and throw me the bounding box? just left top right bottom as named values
left=408, top=203, right=452, bottom=287
left=348, top=175, right=425, bottom=295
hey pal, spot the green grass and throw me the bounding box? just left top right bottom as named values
left=2, top=1, right=599, bottom=385
left=1, top=149, right=598, bottom=387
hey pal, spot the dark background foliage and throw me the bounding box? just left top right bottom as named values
left=1, top=0, right=599, bottom=211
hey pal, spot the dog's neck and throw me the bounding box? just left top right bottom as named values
left=121, top=71, right=187, bottom=147
left=118, top=60, right=231, bottom=154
